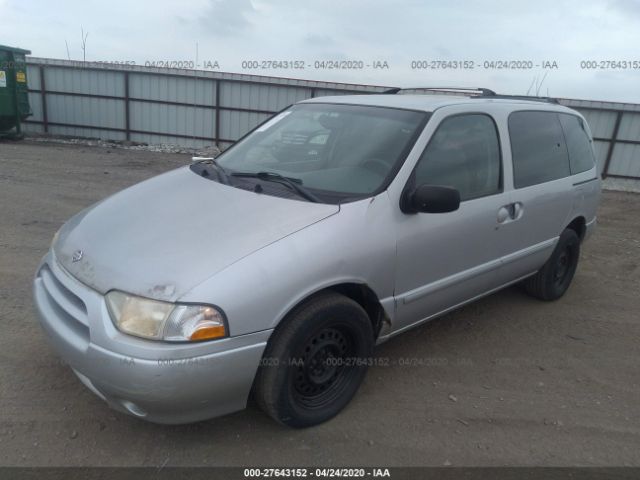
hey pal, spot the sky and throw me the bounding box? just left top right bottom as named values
left=2, top=0, right=640, bottom=102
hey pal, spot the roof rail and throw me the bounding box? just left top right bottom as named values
left=384, top=87, right=497, bottom=96
left=473, top=93, right=560, bottom=104
left=381, top=87, right=560, bottom=104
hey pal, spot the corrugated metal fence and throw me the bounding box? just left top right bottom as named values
left=23, top=58, right=640, bottom=180
left=559, top=99, right=640, bottom=181
left=23, top=58, right=387, bottom=150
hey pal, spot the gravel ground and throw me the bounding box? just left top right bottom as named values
left=0, top=140, right=639, bottom=467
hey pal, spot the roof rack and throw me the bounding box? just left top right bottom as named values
left=382, top=87, right=560, bottom=104
left=383, top=87, right=496, bottom=96
left=472, top=93, right=560, bottom=104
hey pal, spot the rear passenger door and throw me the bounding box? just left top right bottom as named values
left=497, top=110, right=575, bottom=283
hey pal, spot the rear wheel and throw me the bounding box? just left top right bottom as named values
left=524, top=228, right=580, bottom=301
left=254, top=292, right=373, bottom=428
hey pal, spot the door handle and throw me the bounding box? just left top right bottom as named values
left=497, top=202, right=524, bottom=223
left=497, top=206, right=511, bottom=223
left=512, top=202, right=523, bottom=219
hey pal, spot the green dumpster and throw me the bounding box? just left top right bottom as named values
left=0, top=44, right=31, bottom=139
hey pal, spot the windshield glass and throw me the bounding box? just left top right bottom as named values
left=215, top=103, right=427, bottom=201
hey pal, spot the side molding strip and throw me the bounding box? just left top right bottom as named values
left=398, top=237, right=558, bottom=306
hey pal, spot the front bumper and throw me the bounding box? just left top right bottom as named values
left=33, top=252, right=270, bottom=424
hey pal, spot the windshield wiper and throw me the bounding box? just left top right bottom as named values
left=192, top=159, right=230, bottom=185
left=231, top=171, right=320, bottom=203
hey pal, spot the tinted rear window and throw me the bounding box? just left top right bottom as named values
left=558, top=113, right=596, bottom=174
left=509, top=111, right=570, bottom=189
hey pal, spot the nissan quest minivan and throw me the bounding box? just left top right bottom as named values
left=34, top=89, right=601, bottom=427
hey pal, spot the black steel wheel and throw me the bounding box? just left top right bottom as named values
left=254, top=292, right=373, bottom=428
left=524, top=228, right=581, bottom=301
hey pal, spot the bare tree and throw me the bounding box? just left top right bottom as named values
left=80, top=27, right=89, bottom=62
left=526, top=77, right=536, bottom=96
left=535, top=71, right=549, bottom=96
left=526, top=71, right=550, bottom=97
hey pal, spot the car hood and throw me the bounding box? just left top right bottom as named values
left=54, top=166, right=339, bottom=301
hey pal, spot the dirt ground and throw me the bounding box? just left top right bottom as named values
left=0, top=140, right=639, bottom=467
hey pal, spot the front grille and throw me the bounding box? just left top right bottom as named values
left=38, top=263, right=90, bottom=343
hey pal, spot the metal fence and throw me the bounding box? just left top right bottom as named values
left=22, top=58, right=640, bottom=180
left=23, top=58, right=387, bottom=150
left=558, top=99, right=640, bottom=181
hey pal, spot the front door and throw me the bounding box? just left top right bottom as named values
left=392, top=111, right=513, bottom=334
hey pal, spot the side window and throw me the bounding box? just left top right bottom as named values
left=414, top=114, right=501, bottom=201
left=509, top=111, right=570, bottom=189
left=558, top=113, right=596, bottom=174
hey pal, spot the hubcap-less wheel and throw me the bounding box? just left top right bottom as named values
left=254, top=293, right=373, bottom=428
left=293, top=326, right=354, bottom=408
left=553, top=247, right=572, bottom=287
left=523, top=228, right=581, bottom=301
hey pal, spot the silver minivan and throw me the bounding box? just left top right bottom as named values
left=33, top=90, right=601, bottom=427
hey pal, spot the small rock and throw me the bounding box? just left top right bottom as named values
left=443, top=460, right=452, bottom=466
left=448, top=394, right=458, bottom=402
left=70, top=430, right=78, bottom=439
left=368, top=440, right=374, bottom=446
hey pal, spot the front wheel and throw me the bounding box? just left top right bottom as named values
left=254, top=292, right=374, bottom=428
left=523, top=228, right=581, bottom=301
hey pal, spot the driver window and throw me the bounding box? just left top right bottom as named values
left=414, top=114, right=501, bottom=201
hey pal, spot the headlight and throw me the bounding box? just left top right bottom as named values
left=105, top=291, right=227, bottom=342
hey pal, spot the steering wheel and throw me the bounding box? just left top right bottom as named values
left=362, top=158, right=390, bottom=177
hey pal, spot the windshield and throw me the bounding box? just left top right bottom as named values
left=215, top=103, right=427, bottom=202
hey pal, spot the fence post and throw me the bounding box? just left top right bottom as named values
left=124, top=71, right=131, bottom=141
left=214, top=79, right=221, bottom=148
left=39, top=65, right=48, bottom=133
left=602, top=111, right=623, bottom=179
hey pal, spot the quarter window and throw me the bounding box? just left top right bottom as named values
left=558, top=113, right=596, bottom=174
left=509, top=111, right=570, bottom=188
left=413, top=114, right=502, bottom=201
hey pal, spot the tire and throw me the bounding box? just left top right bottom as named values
left=254, top=292, right=374, bottom=428
left=524, top=228, right=581, bottom=301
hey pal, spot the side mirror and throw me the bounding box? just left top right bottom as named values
left=403, top=184, right=461, bottom=214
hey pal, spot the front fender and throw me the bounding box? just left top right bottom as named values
left=179, top=193, right=397, bottom=337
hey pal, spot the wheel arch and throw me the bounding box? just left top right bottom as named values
left=326, top=283, right=388, bottom=339
left=565, top=215, right=586, bottom=241
left=273, top=282, right=390, bottom=341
